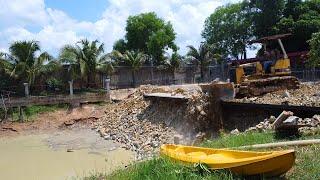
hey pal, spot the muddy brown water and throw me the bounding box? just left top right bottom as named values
left=0, top=129, right=135, bottom=180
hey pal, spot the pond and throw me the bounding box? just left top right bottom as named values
left=0, top=129, right=135, bottom=180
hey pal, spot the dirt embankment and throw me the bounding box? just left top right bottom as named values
left=232, top=82, right=320, bottom=106
left=0, top=105, right=105, bottom=137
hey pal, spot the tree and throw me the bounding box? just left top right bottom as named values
left=202, top=2, right=254, bottom=59
left=113, top=39, right=127, bottom=54
left=113, top=50, right=146, bottom=87
left=97, top=53, right=116, bottom=78
left=250, top=0, right=286, bottom=37
left=1, top=41, right=53, bottom=86
left=59, top=39, right=108, bottom=87
left=275, top=0, right=320, bottom=52
left=307, top=32, right=320, bottom=67
left=186, top=44, right=214, bottom=81
left=122, top=12, right=177, bottom=64
left=0, top=52, right=11, bottom=74
left=160, top=52, right=182, bottom=80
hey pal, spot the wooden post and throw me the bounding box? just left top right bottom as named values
left=69, top=80, right=74, bottom=96
left=105, top=78, right=110, bottom=92
left=18, top=106, right=24, bottom=122
left=23, top=83, right=29, bottom=97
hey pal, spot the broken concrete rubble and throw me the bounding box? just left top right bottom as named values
left=241, top=112, right=320, bottom=136
left=272, top=111, right=294, bottom=129
left=94, top=84, right=217, bottom=159
left=93, top=82, right=234, bottom=160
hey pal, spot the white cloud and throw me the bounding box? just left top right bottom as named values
left=0, top=0, right=48, bottom=28
left=0, top=0, right=251, bottom=57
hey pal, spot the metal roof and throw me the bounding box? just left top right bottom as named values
left=248, top=33, right=292, bottom=44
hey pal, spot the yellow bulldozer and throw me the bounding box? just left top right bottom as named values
left=229, top=34, right=300, bottom=98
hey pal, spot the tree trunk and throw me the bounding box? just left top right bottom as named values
left=243, top=46, right=247, bottom=60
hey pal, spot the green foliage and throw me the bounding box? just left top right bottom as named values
left=1, top=41, right=55, bottom=86
left=113, top=39, right=127, bottom=54
left=159, top=52, right=182, bottom=73
left=124, top=12, right=177, bottom=64
left=203, top=0, right=320, bottom=58
left=46, top=77, right=63, bottom=90
left=307, top=32, right=320, bottom=67
left=186, top=44, right=218, bottom=81
left=59, top=39, right=113, bottom=86
left=275, top=0, right=320, bottom=52
left=202, top=2, right=253, bottom=59
left=250, top=0, right=286, bottom=37
left=113, top=50, right=146, bottom=86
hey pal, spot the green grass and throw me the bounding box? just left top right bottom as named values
left=202, top=131, right=275, bottom=149
left=108, top=158, right=235, bottom=180
left=24, top=104, right=68, bottom=117
left=2, top=104, right=68, bottom=121
left=289, top=145, right=320, bottom=180
left=85, top=131, right=320, bottom=180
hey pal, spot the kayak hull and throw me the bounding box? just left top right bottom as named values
left=160, top=144, right=295, bottom=176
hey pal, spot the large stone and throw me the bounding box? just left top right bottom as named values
left=230, top=129, right=240, bottom=135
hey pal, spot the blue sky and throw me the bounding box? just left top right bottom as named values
left=45, top=0, right=108, bottom=21
left=0, top=0, right=254, bottom=57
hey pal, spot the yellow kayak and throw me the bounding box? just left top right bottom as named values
left=160, top=144, right=295, bottom=176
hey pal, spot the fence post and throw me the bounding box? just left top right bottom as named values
left=69, top=80, right=74, bottom=96
left=23, top=83, right=29, bottom=97
left=18, top=106, right=24, bottom=122
left=104, top=78, right=110, bottom=92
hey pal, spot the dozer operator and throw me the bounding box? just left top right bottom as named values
left=229, top=33, right=300, bottom=98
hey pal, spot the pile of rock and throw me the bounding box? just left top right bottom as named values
left=93, top=85, right=209, bottom=160
left=232, top=83, right=320, bottom=107
left=243, top=112, right=320, bottom=136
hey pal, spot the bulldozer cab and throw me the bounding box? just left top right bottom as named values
left=230, top=34, right=292, bottom=84
left=249, top=33, right=292, bottom=76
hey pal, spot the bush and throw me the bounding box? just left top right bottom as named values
left=307, top=32, right=320, bottom=67
left=46, top=77, right=63, bottom=91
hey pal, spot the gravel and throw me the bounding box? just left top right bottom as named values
left=241, top=114, right=320, bottom=136
left=232, top=82, right=320, bottom=107
left=93, top=85, right=210, bottom=160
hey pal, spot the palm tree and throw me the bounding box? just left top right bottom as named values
left=59, top=39, right=105, bottom=87
left=97, top=53, right=116, bottom=78
left=1, top=41, right=53, bottom=86
left=186, top=43, right=214, bottom=81
left=161, top=52, right=181, bottom=80
left=0, top=52, right=11, bottom=73
left=113, top=50, right=146, bottom=87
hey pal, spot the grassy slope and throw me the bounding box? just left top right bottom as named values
left=8, top=104, right=68, bottom=121
left=87, top=132, right=320, bottom=180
